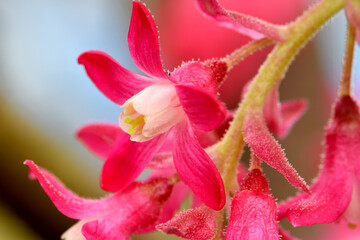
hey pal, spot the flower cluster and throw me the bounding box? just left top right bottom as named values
left=26, top=0, right=360, bottom=239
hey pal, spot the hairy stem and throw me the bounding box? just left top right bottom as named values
left=217, top=0, right=344, bottom=194
left=339, top=23, right=356, bottom=97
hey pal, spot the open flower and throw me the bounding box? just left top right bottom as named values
left=24, top=160, right=176, bottom=240
left=278, top=96, right=360, bottom=227
left=78, top=1, right=226, bottom=210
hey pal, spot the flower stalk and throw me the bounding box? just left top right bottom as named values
left=339, top=23, right=356, bottom=97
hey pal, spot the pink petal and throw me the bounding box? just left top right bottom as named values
left=281, top=96, right=360, bottom=226
left=278, top=99, right=307, bottom=138
left=176, top=84, right=226, bottom=132
left=156, top=206, right=217, bottom=240
left=170, top=60, right=228, bottom=93
left=100, top=133, right=167, bottom=192
left=243, top=111, right=310, bottom=193
left=76, top=123, right=124, bottom=160
left=83, top=177, right=174, bottom=239
left=173, top=120, right=225, bottom=210
left=226, top=169, right=279, bottom=240
left=24, top=160, right=122, bottom=219
left=128, top=1, right=169, bottom=79
left=263, top=87, right=307, bottom=138
left=78, top=50, right=155, bottom=105
left=195, top=0, right=287, bottom=41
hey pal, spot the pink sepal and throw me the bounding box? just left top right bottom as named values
left=170, top=60, right=227, bottom=93
left=176, top=85, right=226, bottom=132
left=263, top=88, right=307, bottom=138
left=76, top=123, right=123, bottom=160
left=243, top=111, right=310, bottom=193
left=100, top=133, right=167, bottom=192
left=195, top=0, right=287, bottom=41
left=81, top=177, right=174, bottom=239
left=226, top=169, right=279, bottom=240
left=78, top=50, right=154, bottom=105
left=24, top=160, right=123, bottom=219
left=279, top=96, right=360, bottom=226
left=156, top=206, right=217, bottom=240
left=128, top=1, right=169, bottom=79
left=173, top=120, right=225, bottom=210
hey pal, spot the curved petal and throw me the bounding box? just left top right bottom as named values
left=173, top=120, right=225, bottom=210
left=195, top=0, right=287, bottom=41
left=176, top=84, right=226, bottom=132
left=83, top=177, right=174, bottom=239
left=281, top=96, right=360, bottom=226
left=76, top=123, right=124, bottom=160
left=243, top=111, right=310, bottom=193
left=226, top=169, right=279, bottom=240
left=156, top=206, right=217, bottom=240
left=24, top=160, right=122, bottom=220
left=128, top=1, right=169, bottom=79
left=78, top=50, right=154, bottom=105
left=226, top=191, right=279, bottom=240
left=170, top=60, right=228, bottom=93
left=100, top=133, right=167, bottom=192
left=278, top=99, right=307, bottom=138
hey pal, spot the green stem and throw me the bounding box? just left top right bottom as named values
left=339, top=23, right=356, bottom=97
left=217, top=0, right=344, bottom=193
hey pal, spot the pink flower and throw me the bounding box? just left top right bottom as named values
left=278, top=96, right=360, bottom=226
left=24, top=160, right=177, bottom=240
left=225, top=168, right=279, bottom=240
left=78, top=1, right=226, bottom=210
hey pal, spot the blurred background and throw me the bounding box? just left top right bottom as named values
left=0, top=0, right=359, bottom=239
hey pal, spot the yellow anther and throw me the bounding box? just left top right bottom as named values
left=124, top=115, right=145, bottom=135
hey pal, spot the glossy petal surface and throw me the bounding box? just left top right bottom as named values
left=176, top=84, right=226, bottom=132
left=196, top=0, right=287, bottom=41
left=173, top=120, right=225, bottom=210
left=76, top=123, right=124, bottom=160
left=128, top=1, right=169, bottom=79
left=78, top=50, right=154, bottom=105
left=25, top=160, right=122, bottom=219
left=101, top=133, right=166, bottom=192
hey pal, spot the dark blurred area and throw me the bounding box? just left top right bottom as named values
left=0, top=0, right=357, bottom=239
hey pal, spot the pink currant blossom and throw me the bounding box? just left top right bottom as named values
left=78, top=1, right=227, bottom=210
left=243, top=110, right=310, bottom=193
left=345, top=0, right=360, bottom=45
left=278, top=96, right=360, bottom=226
left=226, top=168, right=279, bottom=240
left=24, top=160, right=177, bottom=240
left=195, top=0, right=288, bottom=41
